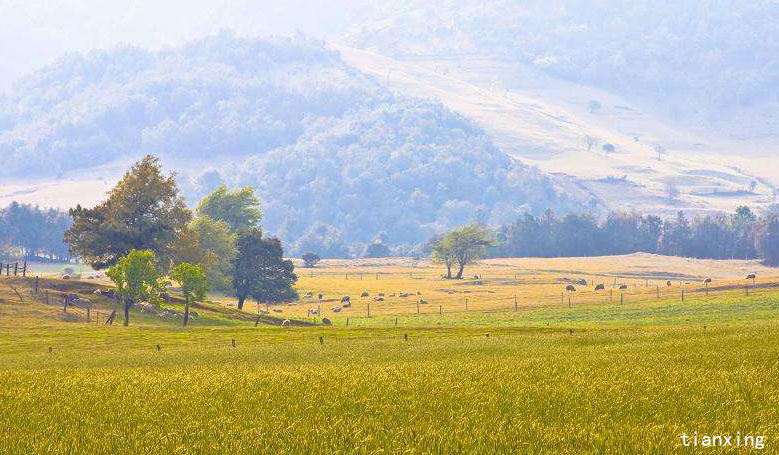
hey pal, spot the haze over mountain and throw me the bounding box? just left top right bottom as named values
left=1, top=0, right=778, bottom=254
left=0, top=33, right=591, bottom=254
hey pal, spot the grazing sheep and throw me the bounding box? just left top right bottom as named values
left=373, top=296, right=384, bottom=302
left=273, top=308, right=282, bottom=313
left=666, top=281, right=672, bottom=286
left=565, top=285, right=576, bottom=292
left=746, top=273, right=757, bottom=281
left=310, top=308, right=319, bottom=315
left=281, top=319, right=290, bottom=328
left=322, top=317, right=332, bottom=326
left=594, top=284, right=605, bottom=291
left=472, top=275, right=480, bottom=280
left=417, top=298, right=428, bottom=305
left=332, top=306, right=342, bottom=312
left=389, top=293, right=396, bottom=297
left=340, top=296, right=350, bottom=303
left=304, top=292, right=313, bottom=298
left=342, top=301, right=352, bottom=308
left=417, top=291, right=421, bottom=295
left=619, top=284, right=628, bottom=290
left=704, top=278, right=712, bottom=284
left=578, top=279, right=587, bottom=286
left=378, top=293, right=385, bottom=297
left=399, top=292, right=410, bottom=297
left=360, top=291, right=369, bottom=297
left=318, top=293, right=323, bottom=300
left=93, top=289, right=102, bottom=295
left=61, top=274, right=71, bottom=280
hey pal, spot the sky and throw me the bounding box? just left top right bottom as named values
left=0, top=0, right=362, bottom=92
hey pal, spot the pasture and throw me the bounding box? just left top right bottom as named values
left=2, top=253, right=778, bottom=454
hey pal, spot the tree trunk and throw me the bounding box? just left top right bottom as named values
left=237, top=294, right=246, bottom=310
left=455, top=263, right=465, bottom=279
left=445, top=264, right=452, bottom=279
left=183, top=296, right=190, bottom=327
left=123, top=299, right=130, bottom=327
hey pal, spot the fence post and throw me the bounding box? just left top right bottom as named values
left=682, top=289, right=685, bottom=302
left=465, top=298, right=468, bottom=311
left=14, top=262, right=18, bottom=276
left=568, top=295, right=571, bottom=309
left=367, top=303, right=371, bottom=317
left=620, top=293, right=624, bottom=306
left=610, top=289, right=613, bottom=303
left=22, top=261, right=26, bottom=277
left=87, top=304, right=91, bottom=322
left=35, top=276, right=39, bottom=294
left=45, top=290, right=49, bottom=305
left=417, top=301, right=420, bottom=314
left=514, top=295, right=518, bottom=312
left=346, top=317, right=349, bottom=327
left=656, top=285, right=659, bottom=300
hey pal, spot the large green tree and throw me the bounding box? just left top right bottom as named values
left=170, top=262, right=207, bottom=327
left=435, top=224, right=495, bottom=279
left=231, top=228, right=297, bottom=310
left=172, top=215, right=236, bottom=293
left=65, top=155, right=191, bottom=269
left=106, top=249, right=163, bottom=327
left=197, top=185, right=262, bottom=233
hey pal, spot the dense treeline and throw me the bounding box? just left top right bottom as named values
left=492, top=207, right=779, bottom=266
left=0, top=202, right=72, bottom=261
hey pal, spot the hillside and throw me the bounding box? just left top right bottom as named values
left=338, top=0, right=779, bottom=215
left=0, top=33, right=593, bottom=253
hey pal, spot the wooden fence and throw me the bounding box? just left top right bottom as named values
left=0, top=261, right=27, bottom=277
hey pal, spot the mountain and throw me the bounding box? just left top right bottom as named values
left=337, top=0, right=779, bottom=216
left=0, top=33, right=593, bottom=254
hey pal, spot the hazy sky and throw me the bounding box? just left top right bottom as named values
left=0, top=0, right=362, bottom=92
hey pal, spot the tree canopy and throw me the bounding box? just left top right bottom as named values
left=170, top=262, right=207, bottom=327
left=65, top=155, right=191, bottom=269
left=196, top=185, right=262, bottom=233
left=231, top=228, right=297, bottom=310
left=106, top=249, right=162, bottom=326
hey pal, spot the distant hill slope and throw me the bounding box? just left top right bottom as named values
left=335, top=46, right=778, bottom=217
left=0, top=33, right=594, bottom=254
left=335, top=0, right=779, bottom=215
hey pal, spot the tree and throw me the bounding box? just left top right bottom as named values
left=585, top=136, right=597, bottom=152
left=439, top=224, right=495, bottom=279
left=430, top=234, right=456, bottom=278
left=301, top=252, right=321, bottom=268
left=588, top=100, right=602, bottom=113
left=172, top=216, right=236, bottom=293
left=197, top=185, right=262, bottom=233
left=66, top=155, right=191, bottom=269
left=756, top=214, right=779, bottom=267
left=666, top=182, right=680, bottom=202
left=654, top=144, right=667, bottom=161
left=170, top=263, right=207, bottom=327
left=232, top=228, right=297, bottom=310
left=106, top=249, right=162, bottom=327
left=364, top=242, right=391, bottom=258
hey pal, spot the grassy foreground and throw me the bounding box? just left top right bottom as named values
left=1, top=323, right=777, bottom=454
left=2, top=255, right=778, bottom=453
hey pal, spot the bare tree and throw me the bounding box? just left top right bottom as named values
left=666, top=182, right=680, bottom=202
left=654, top=144, right=667, bottom=161
left=585, top=136, right=597, bottom=152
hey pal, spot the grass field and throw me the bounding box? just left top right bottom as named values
left=1, top=254, right=778, bottom=454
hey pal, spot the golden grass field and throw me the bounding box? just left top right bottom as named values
left=1, top=253, right=778, bottom=454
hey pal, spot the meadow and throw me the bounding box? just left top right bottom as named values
left=1, top=254, right=778, bottom=454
